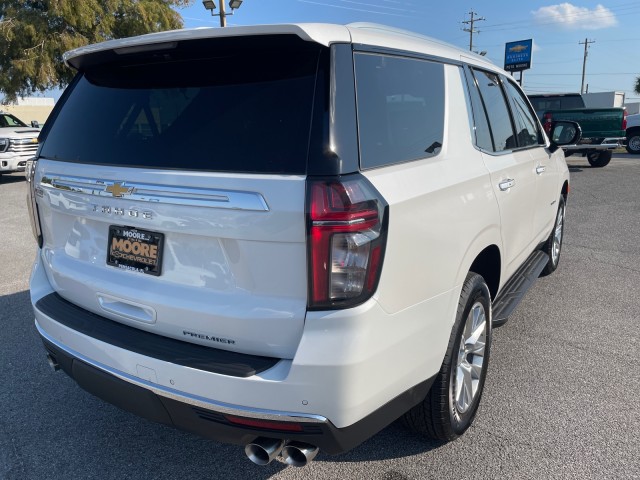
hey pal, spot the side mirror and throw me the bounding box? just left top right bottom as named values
left=548, top=120, right=581, bottom=153
left=31, top=120, right=40, bottom=128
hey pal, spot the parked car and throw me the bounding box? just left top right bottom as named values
left=528, top=93, right=626, bottom=167
left=625, top=113, right=640, bottom=154
left=27, top=23, right=579, bottom=467
left=0, top=112, right=39, bottom=181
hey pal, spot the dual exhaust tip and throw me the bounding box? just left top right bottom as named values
left=245, top=437, right=319, bottom=467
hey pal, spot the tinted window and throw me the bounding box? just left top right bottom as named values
left=503, top=79, right=542, bottom=147
left=528, top=95, right=584, bottom=112
left=472, top=69, right=515, bottom=152
left=355, top=53, right=445, bottom=169
left=41, top=39, right=324, bottom=174
left=0, top=114, right=27, bottom=127
left=464, top=68, right=494, bottom=151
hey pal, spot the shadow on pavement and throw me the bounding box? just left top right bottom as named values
left=0, top=173, right=26, bottom=185
left=1, top=289, right=441, bottom=479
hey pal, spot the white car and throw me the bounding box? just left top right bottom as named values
left=27, top=23, right=578, bottom=467
left=0, top=112, right=39, bottom=180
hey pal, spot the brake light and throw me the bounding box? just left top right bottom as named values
left=543, top=112, right=553, bottom=135
left=306, top=175, right=388, bottom=309
left=622, top=109, right=627, bottom=130
left=26, top=158, right=43, bottom=248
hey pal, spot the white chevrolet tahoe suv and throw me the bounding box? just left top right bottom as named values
left=0, top=112, right=39, bottom=180
left=28, top=23, right=578, bottom=467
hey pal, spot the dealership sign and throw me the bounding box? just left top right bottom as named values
left=504, top=39, right=533, bottom=72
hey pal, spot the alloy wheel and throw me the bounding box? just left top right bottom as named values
left=454, top=301, right=487, bottom=414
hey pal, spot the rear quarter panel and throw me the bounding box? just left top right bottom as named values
left=362, top=64, right=502, bottom=316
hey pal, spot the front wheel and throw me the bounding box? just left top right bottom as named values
left=402, top=272, right=492, bottom=441
left=540, top=196, right=566, bottom=277
left=587, top=150, right=612, bottom=167
left=626, top=131, right=640, bottom=154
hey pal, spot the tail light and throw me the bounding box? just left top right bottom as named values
left=543, top=112, right=553, bottom=136
left=622, top=109, right=627, bottom=131
left=306, top=175, right=388, bottom=310
left=26, top=158, right=43, bottom=248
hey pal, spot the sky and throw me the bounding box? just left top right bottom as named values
left=175, top=0, right=640, bottom=102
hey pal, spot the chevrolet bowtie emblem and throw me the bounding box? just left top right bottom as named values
left=105, top=182, right=135, bottom=198
left=509, top=45, right=528, bottom=53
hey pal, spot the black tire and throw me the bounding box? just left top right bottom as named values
left=586, top=150, right=612, bottom=167
left=540, top=195, right=565, bottom=277
left=626, top=131, right=640, bottom=154
left=402, top=272, right=492, bottom=441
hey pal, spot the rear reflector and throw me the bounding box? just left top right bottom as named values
left=225, top=415, right=304, bottom=432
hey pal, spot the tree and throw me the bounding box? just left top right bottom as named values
left=635, top=76, right=640, bottom=95
left=0, top=0, right=192, bottom=102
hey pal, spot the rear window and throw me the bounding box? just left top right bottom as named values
left=40, top=37, right=325, bottom=174
left=528, top=95, right=585, bottom=112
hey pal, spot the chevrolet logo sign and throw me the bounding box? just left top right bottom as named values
left=105, top=182, right=135, bottom=198
left=509, top=44, right=528, bottom=53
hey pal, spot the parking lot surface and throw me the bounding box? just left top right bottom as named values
left=1, top=154, right=639, bottom=479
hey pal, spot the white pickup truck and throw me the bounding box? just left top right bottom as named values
left=0, top=112, right=40, bottom=180
left=626, top=113, right=640, bottom=154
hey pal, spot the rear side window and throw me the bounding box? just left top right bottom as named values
left=472, top=69, right=516, bottom=152
left=354, top=53, right=445, bottom=169
left=40, top=37, right=325, bottom=174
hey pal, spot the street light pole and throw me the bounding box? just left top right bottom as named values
left=219, top=0, right=226, bottom=27
left=202, top=0, right=243, bottom=27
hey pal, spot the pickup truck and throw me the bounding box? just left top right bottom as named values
left=0, top=112, right=40, bottom=181
left=528, top=93, right=626, bottom=167
left=625, top=113, right=640, bottom=154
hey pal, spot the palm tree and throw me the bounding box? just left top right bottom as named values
left=636, top=76, right=640, bottom=95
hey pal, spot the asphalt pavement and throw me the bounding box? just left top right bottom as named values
left=1, top=154, right=639, bottom=479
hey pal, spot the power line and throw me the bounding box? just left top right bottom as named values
left=477, top=4, right=640, bottom=33
left=526, top=72, right=639, bottom=76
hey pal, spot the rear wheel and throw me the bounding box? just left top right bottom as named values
left=626, top=131, right=640, bottom=154
left=587, top=150, right=612, bottom=167
left=540, top=196, right=565, bottom=277
left=402, top=272, right=492, bottom=441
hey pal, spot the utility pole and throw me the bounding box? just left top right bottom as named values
left=579, top=38, right=595, bottom=95
left=462, top=10, right=485, bottom=52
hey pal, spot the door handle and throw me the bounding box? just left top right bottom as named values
left=97, top=293, right=157, bottom=324
left=536, top=166, right=546, bottom=174
left=498, top=179, right=515, bottom=191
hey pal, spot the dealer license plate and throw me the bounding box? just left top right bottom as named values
left=107, top=226, right=164, bottom=276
